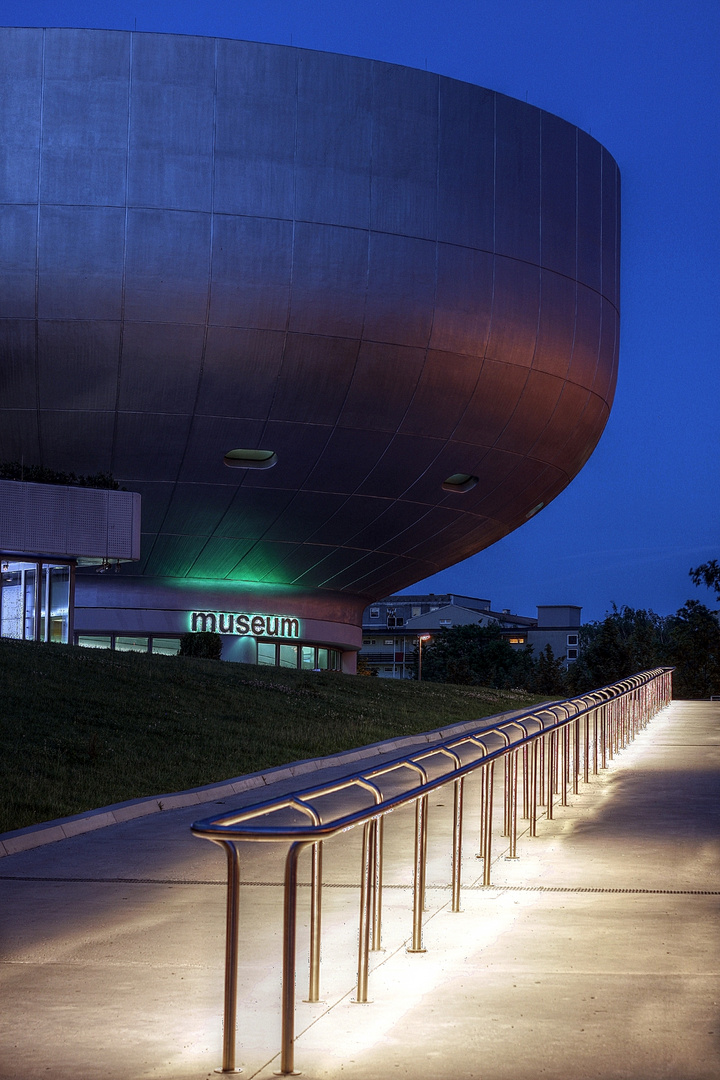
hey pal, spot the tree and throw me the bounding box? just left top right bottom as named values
left=690, top=560, right=720, bottom=601
left=666, top=600, right=720, bottom=699
left=565, top=605, right=669, bottom=693
left=419, top=623, right=534, bottom=689
left=531, top=644, right=567, bottom=695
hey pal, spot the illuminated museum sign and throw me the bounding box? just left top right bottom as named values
left=190, top=611, right=300, bottom=638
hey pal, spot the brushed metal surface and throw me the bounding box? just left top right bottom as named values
left=0, top=28, right=620, bottom=601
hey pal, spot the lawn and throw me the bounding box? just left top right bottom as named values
left=0, top=637, right=546, bottom=833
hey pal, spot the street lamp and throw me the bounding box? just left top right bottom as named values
left=417, top=634, right=431, bottom=681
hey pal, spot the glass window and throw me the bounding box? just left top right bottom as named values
left=279, top=644, right=298, bottom=669
left=24, top=566, right=37, bottom=640
left=329, top=649, right=340, bottom=671
left=77, top=635, right=112, bottom=650
left=301, top=646, right=315, bottom=670
left=49, top=565, right=70, bottom=642
left=567, top=649, right=578, bottom=660
left=0, top=567, right=23, bottom=639
left=317, top=648, right=329, bottom=670
left=567, top=634, right=578, bottom=646
left=257, top=641, right=276, bottom=666
left=369, top=608, right=380, bottom=619
left=1, top=559, right=74, bottom=644
left=151, top=637, right=181, bottom=656
left=115, top=636, right=149, bottom=653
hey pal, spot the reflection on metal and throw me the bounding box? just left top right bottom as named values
left=355, top=821, right=375, bottom=1002
left=305, top=842, right=322, bottom=1004
left=216, top=842, right=242, bottom=1074
left=371, top=816, right=384, bottom=951
left=192, top=667, right=672, bottom=1075
left=0, top=29, right=620, bottom=598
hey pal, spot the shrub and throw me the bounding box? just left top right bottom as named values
left=179, top=631, right=222, bottom=660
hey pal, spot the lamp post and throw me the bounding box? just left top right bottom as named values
left=417, top=634, right=431, bottom=681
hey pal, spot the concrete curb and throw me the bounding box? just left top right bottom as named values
left=0, top=703, right=542, bottom=857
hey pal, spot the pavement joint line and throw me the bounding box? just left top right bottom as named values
left=0, top=875, right=717, bottom=895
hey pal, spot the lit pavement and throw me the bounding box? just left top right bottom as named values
left=1, top=701, right=718, bottom=1080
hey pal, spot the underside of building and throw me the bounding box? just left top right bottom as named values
left=0, top=28, right=619, bottom=671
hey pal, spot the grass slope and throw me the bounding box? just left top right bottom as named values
left=0, top=637, right=546, bottom=834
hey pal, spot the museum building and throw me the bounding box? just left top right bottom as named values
left=0, top=28, right=619, bottom=671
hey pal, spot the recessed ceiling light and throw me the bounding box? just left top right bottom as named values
left=525, top=501, right=545, bottom=519
left=223, top=449, right=277, bottom=470
left=442, top=473, right=479, bottom=493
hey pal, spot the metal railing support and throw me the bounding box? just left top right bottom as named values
left=371, top=816, right=384, bottom=951
left=546, top=733, right=555, bottom=820
left=481, top=761, right=495, bottom=886
left=408, top=795, right=428, bottom=952
left=451, top=777, right=464, bottom=911
left=539, top=735, right=546, bottom=806
left=506, top=749, right=519, bottom=859
left=276, top=842, right=305, bottom=1077
left=305, top=842, right=323, bottom=1003
left=355, top=822, right=375, bottom=1003
left=561, top=725, right=569, bottom=806
left=216, top=841, right=242, bottom=1074
left=529, top=739, right=539, bottom=837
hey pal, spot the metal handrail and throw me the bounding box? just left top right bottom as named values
left=192, top=667, right=673, bottom=1074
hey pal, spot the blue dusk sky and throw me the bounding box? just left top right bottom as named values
left=2, top=0, right=718, bottom=623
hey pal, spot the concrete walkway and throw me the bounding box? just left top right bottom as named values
left=0, top=701, right=718, bottom=1080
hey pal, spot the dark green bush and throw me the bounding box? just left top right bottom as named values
left=179, top=631, right=222, bottom=660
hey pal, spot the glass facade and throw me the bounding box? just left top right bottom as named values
left=0, top=559, right=73, bottom=644
left=75, top=632, right=342, bottom=670
left=75, top=634, right=180, bottom=656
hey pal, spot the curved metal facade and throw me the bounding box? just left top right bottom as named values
left=0, top=28, right=619, bottom=603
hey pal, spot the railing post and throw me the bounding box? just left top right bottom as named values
left=561, top=725, right=569, bottom=806
left=216, top=841, right=242, bottom=1074
left=573, top=716, right=580, bottom=794
left=482, top=761, right=495, bottom=886
left=477, top=765, right=487, bottom=856
left=451, top=777, right=464, bottom=911
left=354, top=821, right=375, bottom=1003
left=546, top=732, right=555, bottom=820
left=305, top=841, right=323, bottom=1003
left=371, top=815, right=384, bottom=951
left=408, top=795, right=428, bottom=952
left=506, top=750, right=519, bottom=860
left=539, top=735, right=546, bottom=806
left=503, top=755, right=511, bottom=836
left=529, top=739, right=539, bottom=837
left=522, top=743, right=529, bottom=819
left=276, top=842, right=304, bottom=1077
left=584, top=712, right=591, bottom=785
